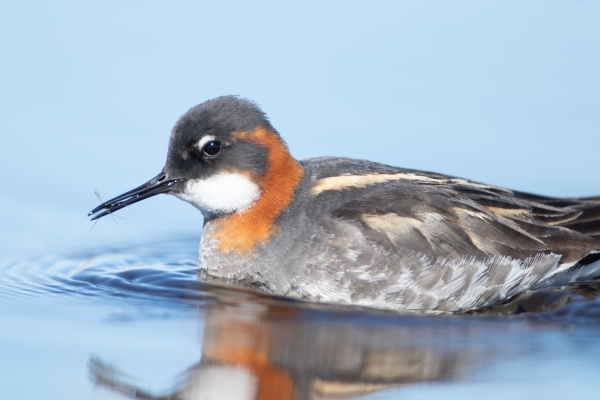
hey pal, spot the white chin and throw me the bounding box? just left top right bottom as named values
left=174, top=173, right=261, bottom=217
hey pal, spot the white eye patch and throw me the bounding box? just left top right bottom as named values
left=174, top=173, right=261, bottom=217
left=196, top=135, right=216, bottom=151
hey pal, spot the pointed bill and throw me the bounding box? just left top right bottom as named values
left=88, top=172, right=184, bottom=220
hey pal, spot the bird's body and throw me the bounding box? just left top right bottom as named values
left=90, top=96, right=600, bottom=313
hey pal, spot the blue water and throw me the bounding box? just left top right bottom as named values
left=2, top=236, right=600, bottom=399
left=3, top=1, right=600, bottom=398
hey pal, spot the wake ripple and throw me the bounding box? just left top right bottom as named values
left=0, top=237, right=208, bottom=306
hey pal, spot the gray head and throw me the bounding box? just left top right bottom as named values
left=89, top=96, right=299, bottom=220
left=165, top=96, right=277, bottom=182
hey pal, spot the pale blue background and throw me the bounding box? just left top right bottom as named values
left=2, top=3, right=600, bottom=399
left=1, top=1, right=599, bottom=257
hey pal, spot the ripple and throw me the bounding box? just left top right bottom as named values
left=2, top=236, right=600, bottom=322
left=0, top=236, right=209, bottom=306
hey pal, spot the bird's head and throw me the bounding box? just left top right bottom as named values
left=89, top=96, right=301, bottom=222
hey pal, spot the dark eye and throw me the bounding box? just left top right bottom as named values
left=202, top=140, right=222, bottom=157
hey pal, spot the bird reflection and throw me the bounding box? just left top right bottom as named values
left=89, top=284, right=588, bottom=400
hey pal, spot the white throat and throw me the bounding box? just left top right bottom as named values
left=174, top=172, right=261, bottom=217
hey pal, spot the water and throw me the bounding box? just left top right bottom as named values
left=2, top=237, right=600, bottom=399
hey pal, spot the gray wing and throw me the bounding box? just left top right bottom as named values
left=305, top=157, right=600, bottom=265
left=329, top=179, right=600, bottom=264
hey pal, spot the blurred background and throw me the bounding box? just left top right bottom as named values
left=1, top=0, right=599, bottom=257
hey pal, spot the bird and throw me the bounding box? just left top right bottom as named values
left=89, top=96, right=600, bottom=313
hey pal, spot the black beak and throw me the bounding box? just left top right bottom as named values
left=88, top=172, right=184, bottom=221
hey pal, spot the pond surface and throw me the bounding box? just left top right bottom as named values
left=2, top=236, right=600, bottom=399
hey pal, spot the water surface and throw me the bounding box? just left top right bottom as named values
left=2, top=237, right=600, bottom=399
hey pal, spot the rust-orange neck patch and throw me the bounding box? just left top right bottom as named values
left=212, top=128, right=303, bottom=255
left=205, top=310, right=298, bottom=400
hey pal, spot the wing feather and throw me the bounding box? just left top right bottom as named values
left=327, top=178, right=600, bottom=262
